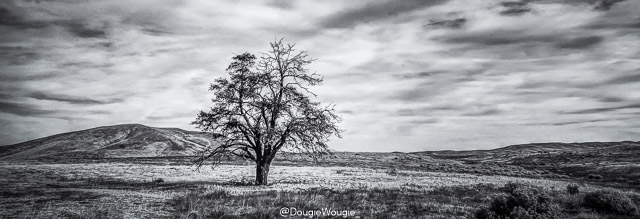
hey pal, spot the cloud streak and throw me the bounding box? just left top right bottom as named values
left=319, top=0, right=448, bottom=29
left=28, top=92, right=122, bottom=105
left=0, top=101, right=56, bottom=117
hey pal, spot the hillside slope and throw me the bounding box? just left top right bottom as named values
left=413, top=141, right=640, bottom=162
left=0, top=124, right=217, bottom=160
left=411, top=141, right=640, bottom=187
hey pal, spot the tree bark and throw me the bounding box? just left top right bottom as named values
left=255, top=162, right=270, bottom=185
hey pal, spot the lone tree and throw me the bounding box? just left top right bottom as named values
left=192, top=39, right=342, bottom=185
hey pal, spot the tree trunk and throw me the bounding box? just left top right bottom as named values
left=255, top=163, right=270, bottom=185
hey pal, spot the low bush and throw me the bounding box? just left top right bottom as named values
left=582, top=190, right=638, bottom=216
left=587, top=174, right=603, bottom=180
left=386, top=168, right=398, bottom=176
left=475, top=183, right=559, bottom=219
left=566, top=184, right=580, bottom=195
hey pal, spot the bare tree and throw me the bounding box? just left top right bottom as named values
left=192, top=39, right=342, bottom=185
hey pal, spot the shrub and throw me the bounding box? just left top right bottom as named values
left=582, top=190, right=638, bottom=216
left=153, top=178, right=164, bottom=183
left=475, top=183, right=560, bottom=219
left=386, top=168, right=398, bottom=176
left=587, top=174, right=603, bottom=180
left=501, top=182, right=520, bottom=194
left=566, top=184, right=580, bottom=195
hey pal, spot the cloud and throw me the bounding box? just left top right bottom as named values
left=551, top=118, right=621, bottom=126
left=0, top=46, right=41, bottom=66
left=555, top=36, right=603, bottom=49
left=0, top=101, right=56, bottom=117
left=581, top=0, right=640, bottom=30
left=442, top=30, right=563, bottom=46
left=566, top=103, right=640, bottom=114
left=462, top=108, right=503, bottom=116
left=0, top=6, right=47, bottom=29
left=319, top=0, right=448, bottom=29
left=28, top=92, right=123, bottom=105
left=499, top=1, right=532, bottom=16
left=426, top=18, right=467, bottom=29
left=408, top=118, right=440, bottom=124
left=0, top=4, right=107, bottom=39
left=267, top=0, right=295, bottom=9
left=1, top=0, right=639, bottom=151
left=60, top=22, right=107, bottom=38
left=593, top=0, right=627, bottom=11
left=605, top=73, right=640, bottom=85
left=598, top=96, right=625, bottom=103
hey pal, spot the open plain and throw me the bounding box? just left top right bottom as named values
left=2, top=143, right=639, bottom=218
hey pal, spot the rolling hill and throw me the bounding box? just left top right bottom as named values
left=413, top=141, right=640, bottom=162
left=1, top=123, right=638, bottom=167
left=0, top=124, right=218, bottom=160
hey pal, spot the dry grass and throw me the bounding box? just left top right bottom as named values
left=0, top=161, right=638, bottom=218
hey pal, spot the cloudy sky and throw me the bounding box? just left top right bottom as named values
left=1, top=0, right=639, bottom=151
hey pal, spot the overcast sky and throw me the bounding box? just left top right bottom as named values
left=1, top=0, right=639, bottom=151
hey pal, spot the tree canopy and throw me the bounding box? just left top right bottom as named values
left=192, top=39, right=342, bottom=185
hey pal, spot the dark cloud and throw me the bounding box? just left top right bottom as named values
left=61, top=22, right=107, bottom=38
left=442, top=30, right=560, bottom=46
left=0, top=6, right=47, bottom=29
left=550, top=118, right=621, bottom=126
left=566, top=103, right=640, bottom=114
left=390, top=66, right=492, bottom=102
left=583, top=18, right=640, bottom=30
left=58, top=61, right=114, bottom=69
left=267, top=0, right=294, bottom=9
left=339, top=110, right=355, bottom=115
left=0, top=72, right=57, bottom=82
left=426, top=18, right=466, bottom=29
left=594, top=0, right=627, bottom=11
left=393, top=106, right=459, bottom=117
left=499, top=1, right=532, bottom=16
left=88, top=110, right=111, bottom=115
left=529, top=0, right=625, bottom=9
left=517, top=81, right=547, bottom=89
left=625, top=22, right=640, bottom=29
left=28, top=92, right=123, bottom=105
left=555, top=36, right=603, bottom=49
left=408, top=118, right=439, bottom=124
left=463, top=108, right=503, bottom=116
left=320, top=0, right=448, bottom=29
left=394, top=71, right=447, bottom=79
left=442, top=30, right=603, bottom=54
left=0, top=46, right=42, bottom=66
left=0, top=5, right=107, bottom=38
left=141, top=28, right=174, bottom=36
left=520, top=117, right=627, bottom=127
left=98, top=42, right=113, bottom=48
left=394, top=89, right=434, bottom=102
left=0, top=101, right=56, bottom=117
left=605, top=73, right=640, bottom=85
left=599, top=96, right=626, bottom=103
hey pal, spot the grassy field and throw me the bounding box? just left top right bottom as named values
left=1, top=150, right=639, bottom=218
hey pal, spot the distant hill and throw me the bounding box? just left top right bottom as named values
left=413, top=141, right=640, bottom=163
left=2, top=124, right=637, bottom=162
left=0, top=124, right=218, bottom=160
left=489, top=141, right=640, bottom=153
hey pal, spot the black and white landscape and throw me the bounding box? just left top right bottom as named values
left=1, top=0, right=640, bottom=218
